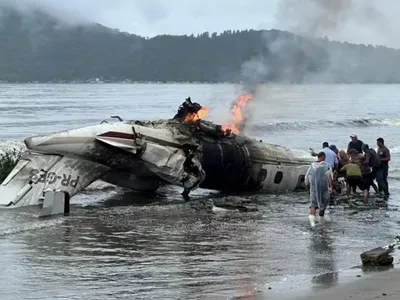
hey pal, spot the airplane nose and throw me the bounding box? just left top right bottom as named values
left=24, top=137, right=33, bottom=149
left=24, top=136, right=49, bottom=150
left=24, top=136, right=36, bottom=150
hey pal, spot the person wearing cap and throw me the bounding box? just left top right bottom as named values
left=347, top=134, right=363, bottom=154
left=329, top=144, right=338, bottom=153
left=305, top=151, right=333, bottom=227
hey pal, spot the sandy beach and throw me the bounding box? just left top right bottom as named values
left=294, top=269, right=400, bottom=300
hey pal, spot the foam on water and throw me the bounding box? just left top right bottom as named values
left=0, top=217, right=65, bottom=236
left=248, top=117, right=400, bottom=134
left=0, top=139, right=25, bottom=157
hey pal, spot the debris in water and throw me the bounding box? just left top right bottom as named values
left=331, top=194, right=388, bottom=210
left=190, top=198, right=259, bottom=213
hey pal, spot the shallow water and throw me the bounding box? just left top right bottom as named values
left=1, top=83, right=400, bottom=300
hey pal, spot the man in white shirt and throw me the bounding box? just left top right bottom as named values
left=322, top=142, right=338, bottom=170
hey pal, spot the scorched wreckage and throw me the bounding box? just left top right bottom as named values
left=0, top=95, right=314, bottom=217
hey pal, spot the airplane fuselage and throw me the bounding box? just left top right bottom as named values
left=0, top=119, right=315, bottom=209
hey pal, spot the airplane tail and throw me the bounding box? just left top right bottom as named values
left=0, top=151, right=110, bottom=208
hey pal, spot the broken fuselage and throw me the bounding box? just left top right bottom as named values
left=0, top=118, right=314, bottom=208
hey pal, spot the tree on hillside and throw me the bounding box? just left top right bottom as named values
left=0, top=7, right=400, bottom=83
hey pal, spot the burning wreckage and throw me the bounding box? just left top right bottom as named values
left=0, top=96, right=314, bottom=217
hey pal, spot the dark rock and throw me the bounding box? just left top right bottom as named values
left=360, top=247, right=394, bottom=266
left=356, top=274, right=361, bottom=277
left=382, top=293, right=387, bottom=296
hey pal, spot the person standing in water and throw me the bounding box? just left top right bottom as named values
left=322, top=142, right=338, bottom=170
left=340, top=160, right=371, bottom=202
left=376, top=137, right=391, bottom=197
left=347, top=134, right=363, bottom=154
left=361, top=143, right=380, bottom=194
left=305, top=152, right=333, bottom=228
left=340, top=160, right=362, bottom=195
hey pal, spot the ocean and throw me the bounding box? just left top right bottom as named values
left=0, top=83, right=399, bottom=300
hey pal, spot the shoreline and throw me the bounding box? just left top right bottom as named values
left=255, top=266, right=400, bottom=300
left=295, top=268, right=400, bottom=300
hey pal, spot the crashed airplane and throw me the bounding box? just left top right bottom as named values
left=0, top=97, right=314, bottom=216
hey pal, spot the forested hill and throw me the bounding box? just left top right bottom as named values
left=1, top=7, right=400, bottom=83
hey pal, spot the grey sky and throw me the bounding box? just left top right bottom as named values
left=3, top=0, right=400, bottom=48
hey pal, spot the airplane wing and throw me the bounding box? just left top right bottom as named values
left=0, top=151, right=110, bottom=208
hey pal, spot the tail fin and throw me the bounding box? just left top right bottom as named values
left=0, top=152, right=110, bottom=207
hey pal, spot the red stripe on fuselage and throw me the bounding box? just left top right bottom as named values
left=98, top=131, right=137, bottom=140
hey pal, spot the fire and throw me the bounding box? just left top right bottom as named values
left=184, top=106, right=209, bottom=122
left=222, top=93, right=254, bottom=134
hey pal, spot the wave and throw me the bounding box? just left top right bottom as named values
left=249, top=117, right=400, bottom=132
left=0, top=217, right=64, bottom=236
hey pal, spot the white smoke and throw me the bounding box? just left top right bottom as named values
left=276, top=0, right=396, bottom=47
left=233, top=0, right=399, bottom=136
left=0, top=0, right=91, bottom=26
left=0, top=0, right=171, bottom=35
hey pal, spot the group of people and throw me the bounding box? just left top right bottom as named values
left=306, top=134, right=391, bottom=227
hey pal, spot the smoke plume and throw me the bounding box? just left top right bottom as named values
left=276, top=0, right=390, bottom=43
left=0, top=0, right=91, bottom=27
left=233, top=0, right=394, bottom=136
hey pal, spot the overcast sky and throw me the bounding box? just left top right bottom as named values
left=3, top=0, right=400, bottom=48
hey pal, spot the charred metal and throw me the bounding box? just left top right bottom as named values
left=0, top=97, right=314, bottom=214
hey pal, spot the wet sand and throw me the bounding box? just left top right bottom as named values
left=295, top=269, right=400, bottom=300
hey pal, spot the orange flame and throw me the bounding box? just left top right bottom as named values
left=184, top=106, right=209, bottom=122
left=222, top=93, right=254, bottom=134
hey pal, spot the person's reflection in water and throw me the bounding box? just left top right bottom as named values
left=308, top=228, right=339, bottom=291
left=235, top=279, right=258, bottom=300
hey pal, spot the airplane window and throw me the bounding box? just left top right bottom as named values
left=274, top=171, right=283, bottom=184
left=295, top=175, right=306, bottom=190
left=258, top=169, right=267, bottom=182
